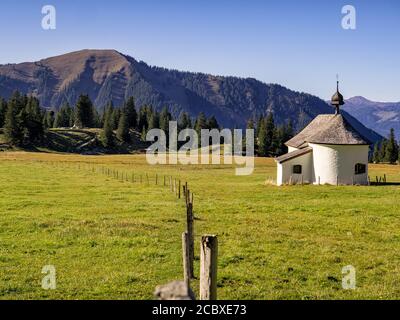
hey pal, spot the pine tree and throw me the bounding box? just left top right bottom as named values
left=265, top=113, right=275, bottom=154
left=74, top=94, right=94, bottom=128
left=148, top=110, right=160, bottom=130
left=257, top=119, right=268, bottom=156
left=117, top=112, right=130, bottom=143
left=24, top=96, right=44, bottom=141
left=100, top=104, right=114, bottom=147
left=178, top=112, right=192, bottom=130
left=0, top=98, right=7, bottom=128
left=372, top=142, right=381, bottom=163
left=43, top=111, right=55, bottom=129
left=138, top=106, right=149, bottom=133
left=380, top=139, right=388, bottom=162
left=246, top=119, right=255, bottom=130
left=159, top=106, right=172, bottom=137
left=54, top=103, right=72, bottom=128
left=112, top=108, right=121, bottom=130
left=4, top=91, right=24, bottom=145
left=384, top=128, right=398, bottom=164
left=124, top=97, right=137, bottom=129
left=206, top=116, right=219, bottom=130
left=194, top=112, right=207, bottom=135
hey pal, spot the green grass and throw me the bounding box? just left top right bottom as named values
left=0, top=152, right=399, bottom=299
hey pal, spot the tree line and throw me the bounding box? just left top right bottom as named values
left=372, top=128, right=400, bottom=164
left=247, top=113, right=294, bottom=157
left=0, top=91, right=222, bottom=148
left=0, top=91, right=294, bottom=156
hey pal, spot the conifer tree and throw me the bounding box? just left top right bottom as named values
left=100, top=104, right=114, bottom=147
left=257, top=119, right=268, bottom=156
left=148, top=110, right=160, bottom=130
left=206, top=116, right=219, bottom=130
left=194, top=112, right=207, bottom=136
left=43, top=111, right=55, bottom=129
left=54, top=103, right=72, bottom=128
left=384, top=128, right=398, bottom=164
left=178, top=112, right=192, bottom=130
left=265, top=113, right=275, bottom=154
left=24, top=96, right=44, bottom=141
left=124, top=97, right=137, bottom=129
left=74, top=94, right=94, bottom=128
left=159, top=106, right=172, bottom=138
left=372, top=142, right=381, bottom=163
left=0, top=98, right=7, bottom=128
left=4, top=91, right=24, bottom=145
left=117, top=112, right=130, bottom=143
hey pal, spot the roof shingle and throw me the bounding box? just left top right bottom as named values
left=285, top=114, right=371, bottom=148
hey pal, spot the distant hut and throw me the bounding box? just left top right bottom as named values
left=275, top=82, right=371, bottom=186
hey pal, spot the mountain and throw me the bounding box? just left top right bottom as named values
left=0, top=49, right=382, bottom=143
left=343, top=96, right=400, bottom=140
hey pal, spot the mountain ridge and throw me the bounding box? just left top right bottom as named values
left=343, top=96, right=400, bottom=139
left=0, top=49, right=382, bottom=144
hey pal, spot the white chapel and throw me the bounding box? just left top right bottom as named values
left=275, top=82, right=371, bottom=186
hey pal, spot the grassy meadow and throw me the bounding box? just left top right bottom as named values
left=0, top=151, right=399, bottom=299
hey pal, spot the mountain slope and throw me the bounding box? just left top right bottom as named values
left=343, top=96, right=400, bottom=139
left=0, top=49, right=382, bottom=143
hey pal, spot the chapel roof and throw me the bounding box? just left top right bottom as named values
left=285, top=114, right=371, bottom=148
left=275, top=146, right=313, bottom=163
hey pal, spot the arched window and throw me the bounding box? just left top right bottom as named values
left=355, top=163, right=366, bottom=175
left=293, top=165, right=302, bottom=174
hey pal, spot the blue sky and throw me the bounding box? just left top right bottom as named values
left=0, top=0, right=399, bottom=101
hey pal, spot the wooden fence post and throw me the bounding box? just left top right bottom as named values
left=318, top=176, right=320, bottom=185
left=178, top=180, right=181, bottom=199
left=200, top=235, right=218, bottom=300
left=336, top=175, right=339, bottom=186
left=187, top=202, right=194, bottom=278
left=182, top=232, right=191, bottom=288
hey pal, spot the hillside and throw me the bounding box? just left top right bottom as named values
left=343, top=96, right=400, bottom=139
left=0, top=128, right=149, bottom=154
left=0, top=49, right=382, bottom=143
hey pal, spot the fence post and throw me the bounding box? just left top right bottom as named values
left=182, top=232, right=191, bottom=289
left=178, top=180, right=181, bottom=199
left=336, top=175, right=339, bottom=186
left=187, top=202, right=194, bottom=278
left=200, top=235, right=218, bottom=300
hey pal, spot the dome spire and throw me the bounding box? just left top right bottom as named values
left=331, top=75, right=344, bottom=115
